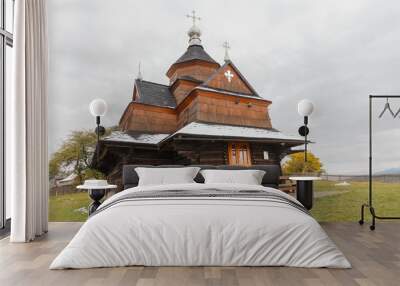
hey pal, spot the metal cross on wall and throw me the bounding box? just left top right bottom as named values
left=186, top=10, right=201, bottom=25
left=224, top=70, right=234, bottom=82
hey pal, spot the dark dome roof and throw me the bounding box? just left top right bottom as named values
left=174, top=45, right=218, bottom=65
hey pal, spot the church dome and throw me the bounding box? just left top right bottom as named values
left=187, top=24, right=202, bottom=46
left=188, top=24, right=201, bottom=38
left=165, top=11, right=220, bottom=79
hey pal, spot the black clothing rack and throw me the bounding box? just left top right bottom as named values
left=359, top=95, right=400, bottom=230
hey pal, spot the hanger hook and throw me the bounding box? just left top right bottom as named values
left=379, top=97, right=395, bottom=118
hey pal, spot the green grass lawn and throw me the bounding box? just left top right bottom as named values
left=49, top=181, right=400, bottom=222
left=49, top=191, right=90, bottom=222
left=311, top=180, right=400, bottom=222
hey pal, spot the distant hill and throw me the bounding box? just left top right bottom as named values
left=375, top=168, right=400, bottom=175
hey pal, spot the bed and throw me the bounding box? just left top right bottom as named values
left=50, top=165, right=350, bottom=269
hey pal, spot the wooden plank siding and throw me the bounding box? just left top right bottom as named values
left=119, top=91, right=273, bottom=134
left=197, top=91, right=272, bottom=128
left=167, top=60, right=219, bottom=83
left=119, top=102, right=178, bottom=133
left=176, top=89, right=272, bottom=129
left=177, top=96, right=199, bottom=128
left=170, top=79, right=198, bottom=105
left=204, top=63, right=253, bottom=95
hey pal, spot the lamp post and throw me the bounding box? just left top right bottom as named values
left=297, top=99, right=314, bottom=163
left=290, top=99, right=317, bottom=210
left=89, top=99, right=108, bottom=164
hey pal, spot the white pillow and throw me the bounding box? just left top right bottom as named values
left=200, top=169, right=266, bottom=185
left=135, top=167, right=201, bottom=186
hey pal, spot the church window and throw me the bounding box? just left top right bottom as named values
left=228, top=142, right=252, bottom=166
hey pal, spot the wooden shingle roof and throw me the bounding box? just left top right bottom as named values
left=173, top=45, right=218, bottom=65
left=134, top=79, right=177, bottom=108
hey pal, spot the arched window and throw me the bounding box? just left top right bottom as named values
left=228, top=142, right=252, bottom=166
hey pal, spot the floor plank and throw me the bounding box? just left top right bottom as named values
left=0, top=222, right=399, bottom=286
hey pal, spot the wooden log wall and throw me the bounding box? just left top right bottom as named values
left=250, top=143, right=282, bottom=165
left=100, top=141, right=290, bottom=191
left=172, top=140, right=227, bottom=165
left=101, top=145, right=179, bottom=191
left=171, top=140, right=287, bottom=166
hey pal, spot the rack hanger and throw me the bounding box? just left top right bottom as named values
left=378, top=98, right=395, bottom=118
left=394, top=106, right=400, bottom=118
left=360, top=95, right=400, bottom=230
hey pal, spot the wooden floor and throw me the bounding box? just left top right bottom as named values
left=0, top=222, right=399, bottom=286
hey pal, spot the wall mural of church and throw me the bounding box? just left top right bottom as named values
left=95, top=12, right=304, bottom=186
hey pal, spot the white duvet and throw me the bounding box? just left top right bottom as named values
left=50, top=183, right=351, bottom=269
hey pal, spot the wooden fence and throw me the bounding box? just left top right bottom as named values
left=321, top=174, right=400, bottom=183
left=50, top=185, right=78, bottom=196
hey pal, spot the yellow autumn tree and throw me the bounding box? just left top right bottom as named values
left=282, top=152, right=324, bottom=175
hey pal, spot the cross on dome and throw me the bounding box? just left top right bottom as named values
left=186, top=10, right=202, bottom=46
left=224, top=70, right=234, bottom=82
left=223, top=41, right=231, bottom=62
left=186, top=10, right=201, bottom=26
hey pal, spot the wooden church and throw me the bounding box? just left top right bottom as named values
left=96, top=13, right=304, bottom=185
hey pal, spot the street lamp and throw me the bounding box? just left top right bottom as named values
left=297, top=99, right=314, bottom=163
left=89, top=99, right=108, bottom=164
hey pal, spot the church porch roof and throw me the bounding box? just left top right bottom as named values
left=101, top=122, right=304, bottom=147
left=164, top=122, right=305, bottom=146
left=102, top=131, right=169, bottom=145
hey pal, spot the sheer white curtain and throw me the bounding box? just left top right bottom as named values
left=9, top=0, right=49, bottom=242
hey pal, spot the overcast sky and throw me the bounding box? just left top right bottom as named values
left=48, top=0, right=400, bottom=174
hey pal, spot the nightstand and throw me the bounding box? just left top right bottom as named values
left=289, top=176, right=321, bottom=210
left=77, top=180, right=117, bottom=215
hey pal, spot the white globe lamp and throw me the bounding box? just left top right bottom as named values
left=298, top=99, right=314, bottom=117
left=89, top=99, right=108, bottom=165
left=297, top=99, right=315, bottom=163
left=89, top=99, right=108, bottom=117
